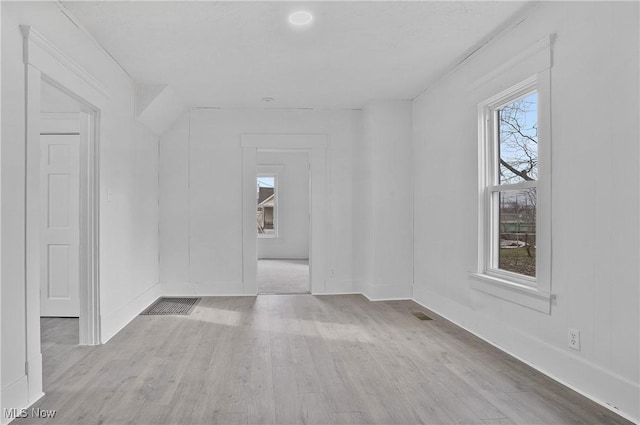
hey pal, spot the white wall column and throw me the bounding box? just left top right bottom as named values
left=361, top=100, right=413, bottom=300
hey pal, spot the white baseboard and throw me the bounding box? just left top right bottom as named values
left=27, top=352, right=44, bottom=403
left=361, top=281, right=412, bottom=300
left=193, top=281, right=249, bottom=295
left=164, top=293, right=255, bottom=297
left=1, top=375, right=29, bottom=425
left=163, top=280, right=360, bottom=296
left=160, top=281, right=197, bottom=295
left=362, top=294, right=412, bottom=302
left=411, top=288, right=639, bottom=424
left=257, top=257, right=309, bottom=260
left=101, top=283, right=161, bottom=343
left=162, top=281, right=252, bottom=296
left=323, top=278, right=355, bottom=294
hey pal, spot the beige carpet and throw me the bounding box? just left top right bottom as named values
left=257, top=259, right=309, bottom=294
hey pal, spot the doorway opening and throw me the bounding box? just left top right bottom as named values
left=241, top=134, right=327, bottom=295
left=37, top=79, right=96, bottom=390
left=256, top=153, right=310, bottom=294
left=22, top=24, right=102, bottom=404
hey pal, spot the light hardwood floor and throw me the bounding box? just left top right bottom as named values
left=257, top=259, right=310, bottom=294
left=40, top=317, right=81, bottom=391
left=25, top=295, right=631, bottom=425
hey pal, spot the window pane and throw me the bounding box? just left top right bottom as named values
left=498, top=188, right=536, bottom=277
left=257, top=176, right=276, bottom=236
left=498, top=92, right=538, bottom=184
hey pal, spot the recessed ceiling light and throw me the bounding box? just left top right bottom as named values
left=288, top=11, right=313, bottom=26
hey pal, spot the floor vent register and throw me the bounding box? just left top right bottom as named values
left=410, top=311, right=434, bottom=321
left=141, top=297, right=201, bottom=315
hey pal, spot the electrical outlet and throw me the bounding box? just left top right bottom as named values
left=568, top=328, right=581, bottom=351
left=330, top=268, right=336, bottom=277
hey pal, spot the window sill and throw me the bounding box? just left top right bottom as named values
left=469, top=273, right=553, bottom=314
left=257, top=235, right=278, bottom=239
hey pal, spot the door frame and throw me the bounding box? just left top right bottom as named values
left=22, top=25, right=103, bottom=402
left=241, top=134, right=327, bottom=295
left=256, top=158, right=310, bottom=294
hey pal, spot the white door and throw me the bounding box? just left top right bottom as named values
left=40, top=133, right=80, bottom=317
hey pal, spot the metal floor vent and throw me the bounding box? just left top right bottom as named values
left=141, top=297, right=201, bottom=315
left=411, top=311, right=433, bottom=321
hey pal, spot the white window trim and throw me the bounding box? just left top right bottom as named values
left=257, top=166, right=282, bottom=239
left=471, top=68, right=553, bottom=314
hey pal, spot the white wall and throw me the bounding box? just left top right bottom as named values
left=412, top=2, right=639, bottom=421
left=160, top=108, right=360, bottom=295
left=257, top=151, right=309, bottom=260
left=1, top=2, right=159, bottom=418
left=99, top=121, right=159, bottom=341
left=2, top=5, right=28, bottom=415
left=0, top=3, right=3, bottom=418
left=353, top=100, right=413, bottom=300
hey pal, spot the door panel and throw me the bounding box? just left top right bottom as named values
left=48, top=244, right=71, bottom=298
left=48, top=174, right=71, bottom=227
left=40, top=134, right=80, bottom=317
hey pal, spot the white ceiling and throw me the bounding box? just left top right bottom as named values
left=63, top=1, right=530, bottom=110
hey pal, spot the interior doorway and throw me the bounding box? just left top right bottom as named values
left=37, top=80, right=86, bottom=389
left=256, top=152, right=310, bottom=294
left=22, top=23, right=102, bottom=404
left=241, top=134, right=327, bottom=295
left=30, top=75, right=100, bottom=395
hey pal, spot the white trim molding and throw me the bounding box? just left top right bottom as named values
left=256, top=165, right=285, bottom=174
left=20, top=25, right=109, bottom=100
left=101, top=283, right=160, bottom=343
left=40, top=112, right=80, bottom=142
left=468, top=34, right=553, bottom=92
left=77, top=111, right=101, bottom=346
left=469, top=273, right=553, bottom=313
left=241, top=134, right=328, bottom=295
left=472, top=35, right=553, bottom=313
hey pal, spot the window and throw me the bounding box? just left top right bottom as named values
left=473, top=73, right=552, bottom=313
left=257, top=175, right=277, bottom=237
left=490, top=90, right=538, bottom=281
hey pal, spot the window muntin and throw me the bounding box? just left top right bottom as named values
left=257, top=176, right=277, bottom=237
left=487, top=88, right=538, bottom=282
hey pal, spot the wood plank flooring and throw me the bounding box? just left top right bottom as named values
left=21, top=295, right=631, bottom=425
left=257, top=260, right=310, bottom=294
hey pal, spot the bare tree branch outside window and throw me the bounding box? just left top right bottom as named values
left=497, top=92, right=537, bottom=277
left=498, top=93, right=538, bottom=184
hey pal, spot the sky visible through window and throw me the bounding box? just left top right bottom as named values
left=498, top=92, right=538, bottom=184
left=257, top=177, right=274, bottom=189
